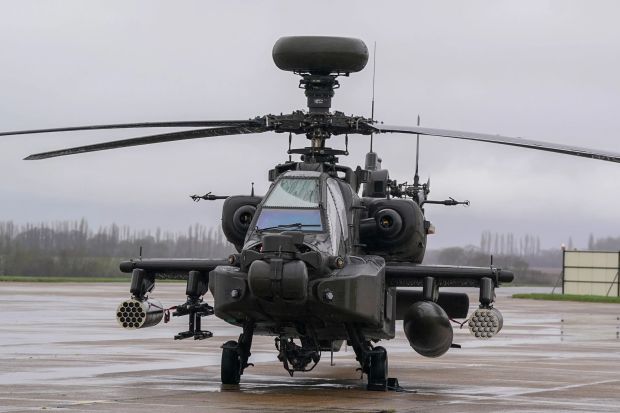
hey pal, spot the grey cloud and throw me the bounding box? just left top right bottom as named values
left=1, top=0, right=619, bottom=250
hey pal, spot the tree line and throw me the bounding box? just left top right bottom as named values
left=479, top=231, right=542, bottom=257
left=0, top=220, right=234, bottom=277
left=425, top=232, right=620, bottom=285
left=588, top=235, right=620, bottom=251
left=1, top=220, right=618, bottom=281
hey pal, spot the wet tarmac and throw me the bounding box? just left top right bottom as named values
left=1, top=282, right=619, bottom=412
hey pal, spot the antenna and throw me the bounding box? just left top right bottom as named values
left=414, top=114, right=421, bottom=186
left=288, top=132, right=292, bottom=162
left=369, top=41, right=377, bottom=153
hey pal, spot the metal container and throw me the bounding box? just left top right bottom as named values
left=116, top=298, right=164, bottom=329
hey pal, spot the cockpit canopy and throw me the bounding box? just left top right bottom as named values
left=246, top=172, right=351, bottom=256
left=256, top=177, right=323, bottom=232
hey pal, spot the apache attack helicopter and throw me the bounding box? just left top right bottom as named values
left=2, top=36, right=619, bottom=391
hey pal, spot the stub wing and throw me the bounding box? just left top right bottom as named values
left=119, top=259, right=515, bottom=286
left=119, top=258, right=229, bottom=279
left=385, top=263, right=514, bottom=288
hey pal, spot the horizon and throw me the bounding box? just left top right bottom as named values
left=2, top=218, right=617, bottom=253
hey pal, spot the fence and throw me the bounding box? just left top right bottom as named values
left=562, top=250, right=620, bottom=296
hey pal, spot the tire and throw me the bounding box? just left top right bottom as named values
left=367, top=346, right=388, bottom=391
left=221, top=340, right=241, bottom=385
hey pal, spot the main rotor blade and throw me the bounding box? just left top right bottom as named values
left=25, top=125, right=268, bottom=160
left=372, top=124, right=620, bottom=164
left=0, top=120, right=260, bottom=137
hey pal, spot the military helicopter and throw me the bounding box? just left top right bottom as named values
left=2, top=36, right=619, bottom=391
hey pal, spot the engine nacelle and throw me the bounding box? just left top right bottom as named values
left=221, top=195, right=262, bottom=251
left=403, top=301, right=453, bottom=358
left=116, top=298, right=163, bottom=329
left=360, top=198, right=426, bottom=263
left=375, top=208, right=403, bottom=238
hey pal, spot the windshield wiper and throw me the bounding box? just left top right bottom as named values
left=256, top=223, right=321, bottom=232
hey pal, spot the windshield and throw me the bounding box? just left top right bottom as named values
left=263, top=178, right=319, bottom=208
left=256, top=208, right=323, bottom=232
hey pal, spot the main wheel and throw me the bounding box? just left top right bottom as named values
left=367, top=346, right=388, bottom=391
left=221, top=340, right=241, bottom=385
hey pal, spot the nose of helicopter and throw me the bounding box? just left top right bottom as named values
left=247, top=233, right=309, bottom=301
left=248, top=258, right=309, bottom=301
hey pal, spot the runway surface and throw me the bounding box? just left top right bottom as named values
left=1, top=282, right=619, bottom=412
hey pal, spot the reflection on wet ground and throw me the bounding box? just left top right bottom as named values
left=1, top=283, right=619, bottom=412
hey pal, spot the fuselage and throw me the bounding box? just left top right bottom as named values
left=210, top=167, right=425, bottom=342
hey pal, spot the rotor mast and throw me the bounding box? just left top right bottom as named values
left=300, top=74, right=339, bottom=114
left=298, top=73, right=339, bottom=153
left=272, top=36, right=370, bottom=163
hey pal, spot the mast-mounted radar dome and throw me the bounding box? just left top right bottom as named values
left=272, top=36, right=369, bottom=75
left=273, top=36, right=369, bottom=114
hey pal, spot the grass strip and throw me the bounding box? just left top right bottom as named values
left=512, top=293, right=620, bottom=304
left=0, top=275, right=186, bottom=283
left=0, top=275, right=128, bottom=283
left=0, top=276, right=185, bottom=283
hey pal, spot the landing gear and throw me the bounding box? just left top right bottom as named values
left=221, top=340, right=241, bottom=384
left=367, top=346, right=388, bottom=391
left=346, top=325, right=398, bottom=391
left=220, top=320, right=255, bottom=385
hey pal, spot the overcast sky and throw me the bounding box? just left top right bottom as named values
left=1, top=0, right=619, bottom=251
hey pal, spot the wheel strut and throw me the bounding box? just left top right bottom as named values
left=220, top=320, right=255, bottom=385
left=346, top=325, right=400, bottom=391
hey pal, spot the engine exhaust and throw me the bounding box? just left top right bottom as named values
left=468, top=307, right=503, bottom=339
left=116, top=298, right=164, bottom=329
